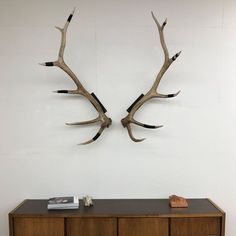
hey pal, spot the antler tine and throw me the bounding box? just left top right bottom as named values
left=132, top=119, right=163, bottom=129
left=40, top=8, right=84, bottom=90
left=79, top=126, right=106, bottom=145
left=151, top=11, right=181, bottom=92
left=40, top=9, right=112, bottom=145
left=127, top=124, right=145, bottom=142
left=66, top=117, right=100, bottom=126
left=156, top=90, right=181, bottom=98
left=151, top=11, right=169, bottom=63
left=57, top=7, right=76, bottom=61
left=121, top=12, right=181, bottom=142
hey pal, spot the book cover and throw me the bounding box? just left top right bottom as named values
left=48, top=196, right=79, bottom=210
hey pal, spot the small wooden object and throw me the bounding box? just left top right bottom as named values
left=169, top=195, right=188, bottom=208
left=83, top=196, right=93, bottom=207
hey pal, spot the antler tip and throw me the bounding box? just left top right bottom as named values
left=176, top=90, right=181, bottom=95
left=55, top=26, right=62, bottom=31
left=72, top=7, right=76, bottom=14
left=139, top=138, right=146, bottom=142
left=151, top=11, right=155, bottom=18
left=39, top=62, right=46, bottom=66
left=163, top=18, right=167, bottom=27
left=78, top=140, right=93, bottom=145
left=172, top=51, right=182, bottom=61
left=66, top=122, right=77, bottom=126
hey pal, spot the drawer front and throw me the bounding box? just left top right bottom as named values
left=171, top=217, right=221, bottom=236
left=14, top=217, right=64, bottom=236
left=119, top=218, right=168, bottom=236
left=67, top=218, right=117, bottom=236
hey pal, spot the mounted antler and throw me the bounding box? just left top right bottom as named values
left=121, top=12, right=181, bottom=142
left=40, top=8, right=112, bottom=145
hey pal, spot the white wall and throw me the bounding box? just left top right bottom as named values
left=0, top=0, right=235, bottom=235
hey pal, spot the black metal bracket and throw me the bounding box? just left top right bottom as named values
left=127, top=94, right=144, bottom=113
left=91, top=93, right=107, bottom=113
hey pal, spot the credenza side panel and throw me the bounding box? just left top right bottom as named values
left=118, top=218, right=168, bottom=236
left=67, top=218, right=117, bottom=236
left=170, top=217, right=221, bottom=236
left=14, top=217, right=64, bottom=236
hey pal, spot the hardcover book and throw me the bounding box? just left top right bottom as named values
left=47, top=196, right=79, bottom=210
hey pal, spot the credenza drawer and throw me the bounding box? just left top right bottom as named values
left=14, top=217, right=64, bottom=236
left=171, top=217, right=221, bottom=236
left=67, top=218, right=117, bottom=236
left=119, top=218, right=168, bottom=236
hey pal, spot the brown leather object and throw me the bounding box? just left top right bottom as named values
left=169, top=195, right=188, bottom=208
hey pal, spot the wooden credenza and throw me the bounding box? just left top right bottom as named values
left=9, top=198, right=225, bottom=236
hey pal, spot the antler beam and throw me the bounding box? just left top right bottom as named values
left=121, top=12, right=181, bottom=142
left=40, top=8, right=112, bottom=145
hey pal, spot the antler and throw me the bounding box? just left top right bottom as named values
left=40, top=8, right=112, bottom=145
left=121, top=12, right=181, bottom=142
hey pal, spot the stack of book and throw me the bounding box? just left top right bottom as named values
left=47, top=196, right=79, bottom=210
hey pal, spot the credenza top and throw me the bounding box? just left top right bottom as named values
left=9, top=198, right=224, bottom=218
